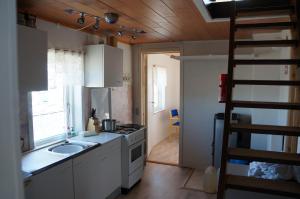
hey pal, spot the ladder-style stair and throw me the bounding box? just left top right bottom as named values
left=235, top=40, right=298, bottom=48
left=230, top=124, right=300, bottom=137
left=237, top=5, right=295, bottom=15
left=231, top=101, right=300, bottom=109
left=233, top=80, right=300, bottom=86
left=235, top=22, right=296, bottom=30
left=234, top=59, right=300, bottom=65
left=226, top=175, right=300, bottom=197
left=227, top=148, right=300, bottom=165
left=217, top=1, right=300, bottom=199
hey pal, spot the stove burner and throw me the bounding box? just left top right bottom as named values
left=116, top=124, right=143, bottom=135
left=118, top=124, right=142, bottom=130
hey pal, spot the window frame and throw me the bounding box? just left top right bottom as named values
left=28, top=49, right=83, bottom=149
left=152, top=65, right=167, bottom=114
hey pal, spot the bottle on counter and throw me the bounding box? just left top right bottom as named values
left=87, top=108, right=101, bottom=133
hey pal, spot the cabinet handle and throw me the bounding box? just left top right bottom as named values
left=100, top=156, right=107, bottom=161
left=24, top=179, right=32, bottom=187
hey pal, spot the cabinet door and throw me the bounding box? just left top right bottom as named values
left=102, top=144, right=121, bottom=197
left=104, top=45, right=123, bottom=87
left=104, top=145, right=122, bottom=196
left=24, top=160, right=74, bottom=199
left=73, top=147, right=106, bottom=199
left=84, top=45, right=104, bottom=87
left=18, top=25, right=48, bottom=92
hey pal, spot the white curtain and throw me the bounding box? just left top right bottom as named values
left=48, top=49, right=84, bottom=87
left=153, top=66, right=167, bottom=112
left=31, top=49, right=84, bottom=144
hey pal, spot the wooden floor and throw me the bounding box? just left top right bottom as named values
left=147, top=133, right=179, bottom=165
left=117, top=163, right=216, bottom=199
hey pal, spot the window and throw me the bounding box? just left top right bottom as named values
left=153, top=66, right=167, bottom=113
left=31, top=49, right=83, bottom=146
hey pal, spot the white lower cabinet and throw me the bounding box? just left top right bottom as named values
left=101, top=141, right=122, bottom=197
left=24, top=160, right=74, bottom=199
left=73, top=138, right=121, bottom=199
left=24, top=138, right=121, bottom=199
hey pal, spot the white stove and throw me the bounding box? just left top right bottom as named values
left=114, top=124, right=145, bottom=192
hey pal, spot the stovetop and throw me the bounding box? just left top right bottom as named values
left=116, top=124, right=143, bottom=135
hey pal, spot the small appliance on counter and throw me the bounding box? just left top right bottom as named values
left=112, top=124, right=146, bottom=193
left=102, top=119, right=117, bottom=132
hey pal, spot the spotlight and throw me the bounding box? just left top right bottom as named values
left=77, top=12, right=85, bottom=25
left=93, top=17, right=100, bottom=30
left=116, top=31, right=124, bottom=37
left=104, top=13, right=119, bottom=24
left=131, top=35, right=137, bottom=40
left=137, top=30, right=146, bottom=34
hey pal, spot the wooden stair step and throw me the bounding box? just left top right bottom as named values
left=230, top=124, right=300, bottom=137
left=231, top=101, right=300, bottom=110
left=234, top=59, right=300, bottom=65
left=236, top=5, right=294, bottom=16
left=226, top=175, right=300, bottom=197
left=235, top=22, right=296, bottom=30
left=227, top=148, right=300, bottom=165
left=233, top=80, right=300, bottom=86
left=234, top=40, right=298, bottom=48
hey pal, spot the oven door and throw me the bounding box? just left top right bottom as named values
left=128, top=139, right=145, bottom=174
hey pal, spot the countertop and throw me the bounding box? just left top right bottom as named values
left=69, top=132, right=122, bottom=145
left=22, top=132, right=122, bottom=180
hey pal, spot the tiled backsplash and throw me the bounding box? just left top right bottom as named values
left=111, top=85, right=133, bottom=124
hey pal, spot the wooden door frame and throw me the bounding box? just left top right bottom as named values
left=140, top=47, right=183, bottom=166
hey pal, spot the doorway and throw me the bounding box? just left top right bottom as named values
left=144, top=52, right=181, bottom=166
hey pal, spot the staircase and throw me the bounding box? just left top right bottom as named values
left=217, top=1, right=300, bottom=199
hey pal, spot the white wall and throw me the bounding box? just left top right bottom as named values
left=36, top=19, right=103, bottom=51
left=147, top=54, right=180, bottom=155
left=250, top=50, right=286, bottom=151
left=183, top=59, right=226, bottom=168
left=249, top=32, right=291, bottom=152
left=182, top=58, right=254, bottom=169
left=111, top=43, right=133, bottom=124
left=0, top=0, right=24, bottom=198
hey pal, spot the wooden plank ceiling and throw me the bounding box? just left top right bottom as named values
left=17, top=0, right=282, bottom=44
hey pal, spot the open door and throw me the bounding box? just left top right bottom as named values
left=145, top=53, right=180, bottom=166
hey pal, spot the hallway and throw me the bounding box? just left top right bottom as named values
left=147, top=132, right=179, bottom=165
left=117, top=163, right=216, bottom=199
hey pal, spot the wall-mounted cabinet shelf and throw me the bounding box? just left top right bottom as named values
left=18, top=25, right=48, bottom=92
left=84, top=44, right=123, bottom=88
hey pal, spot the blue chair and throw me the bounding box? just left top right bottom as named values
left=169, top=109, right=180, bottom=135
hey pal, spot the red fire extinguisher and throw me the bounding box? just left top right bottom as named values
left=219, top=74, right=228, bottom=103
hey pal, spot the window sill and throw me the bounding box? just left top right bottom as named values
left=24, top=139, right=65, bottom=154
left=153, top=109, right=166, bottom=114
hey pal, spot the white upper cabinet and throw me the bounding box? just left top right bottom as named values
left=18, top=25, right=48, bottom=92
left=84, top=44, right=123, bottom=88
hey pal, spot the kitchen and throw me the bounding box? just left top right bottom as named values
left=17, top=12, right=147, bottom=198
left=2, top=1, right=300, bottom=199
